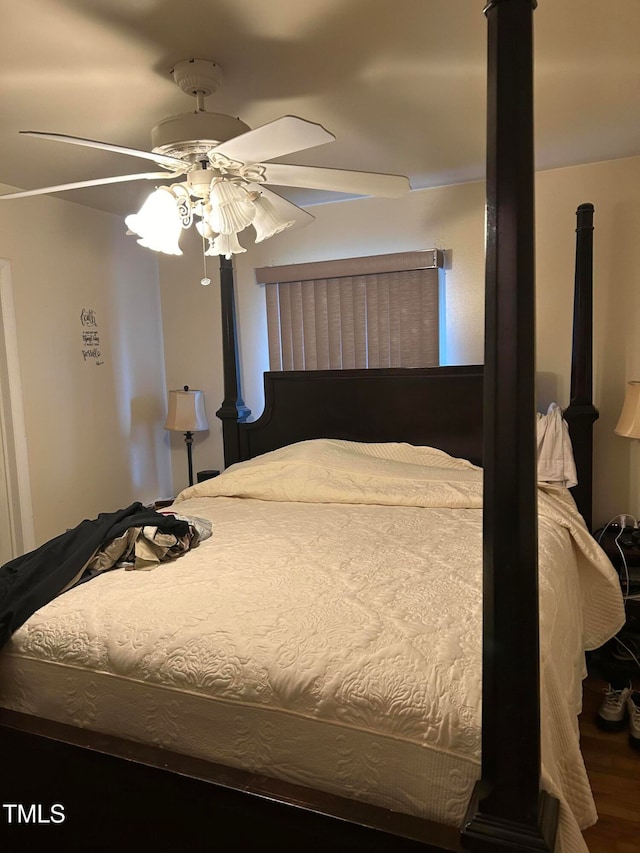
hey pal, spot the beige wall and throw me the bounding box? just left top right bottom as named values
left=158, top=227, right=225, bottom=496
left=0, top=187, right=172, bottom=546
left=157, top=155, right=640, bottom=529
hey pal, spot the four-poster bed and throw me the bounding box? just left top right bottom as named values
left=0, top=3, right=624, bottom=853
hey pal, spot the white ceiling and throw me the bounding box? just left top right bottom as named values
left=1, top=0, right=639, bottom=217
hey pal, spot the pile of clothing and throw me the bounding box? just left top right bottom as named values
left=0, top=502, right=211, bottom=649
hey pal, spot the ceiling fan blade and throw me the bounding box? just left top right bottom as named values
left=213, top=116, right=335, bottom=166
left=0, top=172, right=175, bottom=200
left=247, top=184, right=315, bottom=228
left=20, top=131, right=187, bottom=171
left=262, top=163, right=411, bottom=198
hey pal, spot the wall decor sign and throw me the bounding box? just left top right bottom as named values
left=80, top=308, right=104, bottom=365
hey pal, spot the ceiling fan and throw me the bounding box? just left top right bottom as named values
left=0, top=59, right=411, bottom=266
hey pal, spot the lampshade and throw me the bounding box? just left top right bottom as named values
left=125, top=187, right=184, bottom=256
left=165, top=387, right=209, bottom=433
left=252, top=195, right=295, bottom=243
left=614, top=380, right=640, bottom=438
left=207, top=179, right=256, bottom=234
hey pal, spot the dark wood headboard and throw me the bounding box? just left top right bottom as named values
left=237, top=366, right=484, bottom=465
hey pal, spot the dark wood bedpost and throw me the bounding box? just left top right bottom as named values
left=563, top=203, right=598, bottom=531
left=462, top=1, right=559, bottom=850
left=216, top=255, right=250, bottom=468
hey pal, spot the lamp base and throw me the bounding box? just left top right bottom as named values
left=184, top=431, right=194, bottom=487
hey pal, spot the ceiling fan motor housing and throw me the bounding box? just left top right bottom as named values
left=151, top=111, right=252, bottom=161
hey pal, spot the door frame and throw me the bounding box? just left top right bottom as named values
left=0, top=259, right=34, bottom=558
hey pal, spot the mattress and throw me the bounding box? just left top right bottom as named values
left=0, top=440, right=625, bottom=853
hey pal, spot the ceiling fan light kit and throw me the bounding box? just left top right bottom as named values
left=1, top=58, right=411, bottom=279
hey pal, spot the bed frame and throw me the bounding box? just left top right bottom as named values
left=0, top=3, right=598, bottom=852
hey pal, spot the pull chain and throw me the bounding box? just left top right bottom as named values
left=201, top=234, right=211, bottom=286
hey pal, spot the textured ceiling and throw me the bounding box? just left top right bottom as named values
left=1, top=0, right=639, bottom=216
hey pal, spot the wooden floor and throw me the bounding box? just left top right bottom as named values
left=579, top=675, right=640, bottom=852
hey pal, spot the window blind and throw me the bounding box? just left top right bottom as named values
left=257, top=251, right=442, bottom=371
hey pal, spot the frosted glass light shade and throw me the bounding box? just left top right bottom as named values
left=125, top=187, right=184, bottom=255
left=205, top=231, right=246, bottom=259
left=165, top=388, right=209, bottom=432
left=252, top=195, right=295, bottom=243
left=207, top=180, right=256, bottom=235
left=615, top=380, right=640, bottom=438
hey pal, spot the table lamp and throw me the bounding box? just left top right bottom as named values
left=615, top=380, right=640, bottom=440
left=165, top=385, right=209, bottom=486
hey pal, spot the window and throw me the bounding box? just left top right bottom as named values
left=255, top=250, right=443, bottom=371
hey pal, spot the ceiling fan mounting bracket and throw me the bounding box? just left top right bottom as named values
left=170, top=59, right=221, bottom=99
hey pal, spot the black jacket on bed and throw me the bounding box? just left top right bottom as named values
left=0, top=502, right=189, bottom=650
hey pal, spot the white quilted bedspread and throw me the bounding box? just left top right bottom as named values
left=0, top=440, right=625, bottom=853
